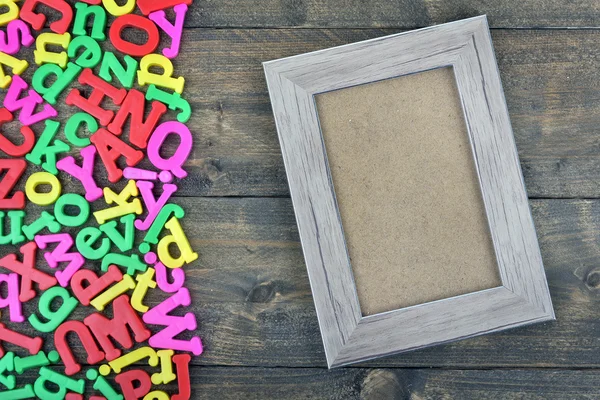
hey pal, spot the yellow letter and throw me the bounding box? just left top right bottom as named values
left=157, top=217, right=198, bottom=269
left=25, top=172, right=62, bottom=206
left=137, top=54, right=185, bottom=94
left=0, top=52, right=28, bottom=88
left=34, top=33, right=71, bottom=68
left=93, top=180, right=142, bottom=224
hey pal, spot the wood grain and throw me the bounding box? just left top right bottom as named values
left=14, top=366, right=599, bottom=399
left=6, top=29, right=600, bottom=198
left=189, top=1, right=600, bottom=29
left=2, top=197, right=600, bottom=368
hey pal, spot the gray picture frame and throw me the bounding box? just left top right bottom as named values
left=263, top=15, right=554, bottom=368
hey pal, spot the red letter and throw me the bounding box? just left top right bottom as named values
left=66, top=68, right=126, bottom=126
left=84, top=295, right=151, bottom=361
left=55, top=320, right=105, bottom=376
left=0, top=159, right=26, bottom=209
left=20, top=0, right=73, bottom=34
left=136, top=0, right=193, bottom=16
left=0, top=242, right=57, bottom=302
left=107, top=89, right=167, bottom=149
left=90, top=128, right=143, bottom=183
left=109, top=15, right=159, bottom=57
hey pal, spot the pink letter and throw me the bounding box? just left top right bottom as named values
left=135, top=181, right=177, bottom=231
left=142, top=288, right=202, bottom=355
left=4, top=75, right=57, bottom=126
left=147, top=121, right=192, bottom=179
left=0, top=20, right=34, bottom=55
left=35, top=233, right=85, bottom=287
left=0, top=273, right=23, bottom=323
left=148, top=4, right=187, bottom=59
left=56, top=145, right=103, bottom=202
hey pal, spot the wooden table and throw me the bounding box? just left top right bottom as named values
left=6, top=1, right=600, bottom=399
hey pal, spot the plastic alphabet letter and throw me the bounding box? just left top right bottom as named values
left=101, top=253, right=147, bottom=276
left=157, top=217, right=198, bottom=269
left=21, top=211, right=61, bottom=241
left=90, top=129, right=144, bottom=183
left=154, top=262, right=185, bottom=293
left=135, top=181, right=177, bottom=230
left=139, top=204, right=185, bottom=250
left=3, top=384, right=36, bottom=400
left=89, top=274, right=136, bottom=312
left=94, top=181, right=143, bottom=225
left=4, top=75, right=57, bottom=126
left=0, top=323, right=43, bottom=357
left=34, top=32, right=71, bottom=68
left=84, top=295, right=151, bottom=361
left=34, top=367, right=85, bottom=398
left=0, top=20, right=34, bottom=55
left=0, top=159, right=26, bottom=209
left=25, top=120, right=70, bottom=175
left=76, top=227, right=111, bottom=261
left=146, top=85, right=191, bottom=123
left=54, top=194, right=90, bottom=227
left=151, top=350, right=175, bottom=385
left=28, top=286, right=78, bottom=332
left=0, top=351, right=15, bottom=389
left=0, top=242, right=58, bottom=302
left=109, top=15, right=159, bottom=57
left=14, top=351, right=59, bottom=374
left=0, top=273, right=23, bottom=322
left=0, top=109, right=35, bottom=157
left=56, top=145, right=103, bottom=202
left=143, top=288, right=203, bottom=355
left=24, top=172, right=62, bottom=206
left=0, top=51, right=28, bottom=89
left=32, top=62, right=82, bottom=105
left=34, top=233, right=85, bottom=287
left=115, top=369, right=151, bottom=400
left=87, top=369, right=124, bottom=400
left=136, top=0, right=193, bottom=16
left=0, top=0, right=19, bottom=26
left=64, top=112, right=97, bottom=147
left=149, top=4, right=188, bottom=59
left=73, top=3, right=107, bottom=41
left=70, top=266, right=123, bottom=307
left=137, top=54, right=185, bottom=94
left=107, top=89, right=167, bottom=149
left=20, top=0, right=73, bottom=34
left=99, top=52, right=138, bottom=89
left=68, top=36, right=103, bottom=69
left=98, top=213, right=135, bottom=252
left=0, top=211, right=25, bottom=245
left=147, top=121, right=192, bottom=178
left=54, top=321, right=105, bottom=376
left=131, top=268, right=156, bottom=313
left=171, top=354, right=191, bottom=400
left=66, top=68, right=127, bottom=126
left=102, top=0, right=135, bottom=16
left=100, top=347, right=157, bottom=376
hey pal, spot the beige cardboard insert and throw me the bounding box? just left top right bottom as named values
left=315, top=67, right=502, bottom=316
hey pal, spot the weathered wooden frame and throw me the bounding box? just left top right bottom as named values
left=263, top=16, right=554, bottom=368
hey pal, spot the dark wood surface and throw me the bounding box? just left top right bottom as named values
left=4, top=2, right=600, bottom=399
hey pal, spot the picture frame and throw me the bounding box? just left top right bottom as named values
left=263, top=15, right=554, bottom=368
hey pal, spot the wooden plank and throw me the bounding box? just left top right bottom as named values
left=4, top=197, right=600, bottom=368
left=174, top=28, right=600, bottom=198
left=6, top=29, right=600, bottom=198
left=190, top=1, right=600, bottom=29
left=13, top=366, right=600, bottom=399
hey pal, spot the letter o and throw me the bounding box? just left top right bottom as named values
left=25, top=172, right=61, bottom=206
left=109, top=14, right=159, bottom=57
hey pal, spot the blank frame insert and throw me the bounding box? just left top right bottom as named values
left=315, top=67, right=502, bottom=316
